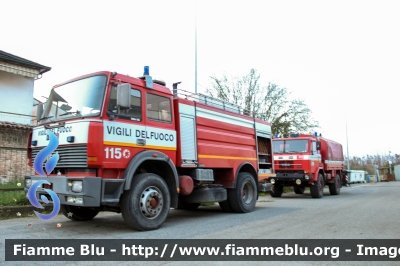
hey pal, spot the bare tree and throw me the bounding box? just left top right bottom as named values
left=206, top=69, right=319, bottom=137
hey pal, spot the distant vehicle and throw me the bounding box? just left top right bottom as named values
left=270, top=133, right=344, bottom=198
left=345, top=170, right=365, bottom=184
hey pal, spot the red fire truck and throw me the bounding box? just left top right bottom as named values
left=25, top=67, right=274, bottom=230
left=270, top=133, right=344, bottom=198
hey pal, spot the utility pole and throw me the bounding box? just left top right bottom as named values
left=346, top=121, right=350, bottom=170
left=194, top=0, right=198, bottom=94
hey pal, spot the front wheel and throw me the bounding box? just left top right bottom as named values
left=310, top=173, right=324, bottom=198
left=329, top=174, right=341, bottom=195
left=60, top=205, right=99, bottom=221
left=121, top=173, right=170, bottom=231
left=227, top=172, right=257, bottom=213
left=270, top=184, right=283, bottom=197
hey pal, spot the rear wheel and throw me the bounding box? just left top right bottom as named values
left=270, top=184, right=283, bottom=197
left=329, top=174, right=341, bottom=195
left=121, top=173, right=170, bottom=231
left=227, top=172, right=257, bottom=213
left=60, top=205, right=99, bottom=221
left=293, top=186, right=305, bottom=194
left=310, top=173, right=324, bottom=198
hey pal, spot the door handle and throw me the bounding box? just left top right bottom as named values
left=137, top=139, right=146, bottom=146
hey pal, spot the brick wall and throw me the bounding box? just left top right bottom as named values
left=0, top=126, right=34, bottom=183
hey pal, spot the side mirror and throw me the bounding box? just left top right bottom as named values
left=36, top=103, right=43, bottom=122
left=316, top=141, right=321, bottom=151
left=116, top=83, right=131, bottom=109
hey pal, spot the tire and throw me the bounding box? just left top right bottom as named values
left=219, top=199, right=233, bottom=212
left=227, top=172, right=257, bottom=213
left=177, top=197, right=200, bottom=210
left=121, top=173, right=170, bottom=231
left=270, top=184, right=283, bottom=197
left=310, top=173, right=324, bottom=198
left=329, top=174, right=341, bottom=195
left=293, top=186, right=305, bottom=194
left=341, top=174, right=348, bottom=187
left=60, top=205, right=99, bottom=221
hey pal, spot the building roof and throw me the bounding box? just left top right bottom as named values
left=0, top=50, right=51, bottom=76
left=0, top=121, right=32, bottom=130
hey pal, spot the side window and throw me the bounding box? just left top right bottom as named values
left=312, top=141, right=318, bottom=154
left=146, top=93, right=172, bottom=123
left=108, top=86, right=142, bottom=121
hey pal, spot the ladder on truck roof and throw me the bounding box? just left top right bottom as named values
left=172, top=84, right=241, bottom=114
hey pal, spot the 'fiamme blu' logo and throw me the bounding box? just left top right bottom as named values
left=28, top=130, right=61, bottom=220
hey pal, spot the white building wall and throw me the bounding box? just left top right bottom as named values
left=0, top=71, right=34, bottom=125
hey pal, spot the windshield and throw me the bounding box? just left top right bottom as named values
left=40, top=75, right=107, bottom=123
left=273, top=139, right=309, bottom=153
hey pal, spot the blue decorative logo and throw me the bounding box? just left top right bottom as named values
left=28, top=130, right=61, bottom=220
left=33, top=130, right=59, bottom=176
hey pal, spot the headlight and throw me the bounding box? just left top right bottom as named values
left=296, top=179, right=302, bottom=185
left=67, top=196, right=83, bottom=204
left=304, top=175, right=310, bottom=180
left=270, top=178, right=275, bottom=184
left=71, top=181, right=83, bottom=192
left=25, top=179, right=32, bottom=189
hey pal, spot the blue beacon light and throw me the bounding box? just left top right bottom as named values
left=144, top=66, right=150, bottom=76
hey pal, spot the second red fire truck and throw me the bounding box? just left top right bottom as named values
left=270, top=133, right=344, bottom=198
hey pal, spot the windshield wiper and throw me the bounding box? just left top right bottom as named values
left=38, top=116, right=54, bottom=122
left=59, top=111, right=82, bottom=118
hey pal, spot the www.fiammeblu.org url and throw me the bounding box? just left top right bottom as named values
left=120, top=244, right=400, bottom=259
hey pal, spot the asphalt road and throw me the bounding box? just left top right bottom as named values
left=1, top=181, right=399, bottom=266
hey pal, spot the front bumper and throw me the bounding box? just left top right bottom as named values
left=24, top=175, right=124, bottom=207
left=272, top=172, right=312, bottom=185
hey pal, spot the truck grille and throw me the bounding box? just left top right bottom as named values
left=278, top=160, right=294, bottom=168
left=32, top=144, right=88, bottom=168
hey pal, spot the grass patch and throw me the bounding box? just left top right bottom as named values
left=200, top=202, right=215, bottom=206
left=0, top=182, right=29, bottom=206
left=283, top=186, right=294, bottom=193
left=0, top=182, right=24, bottom=189
left=0, top=189, right=30, bottom=207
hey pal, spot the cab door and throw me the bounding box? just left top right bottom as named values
left=103, top=84, right=146, bottom=169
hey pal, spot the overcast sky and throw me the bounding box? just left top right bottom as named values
left=2, top=0, right=399, bottom=158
